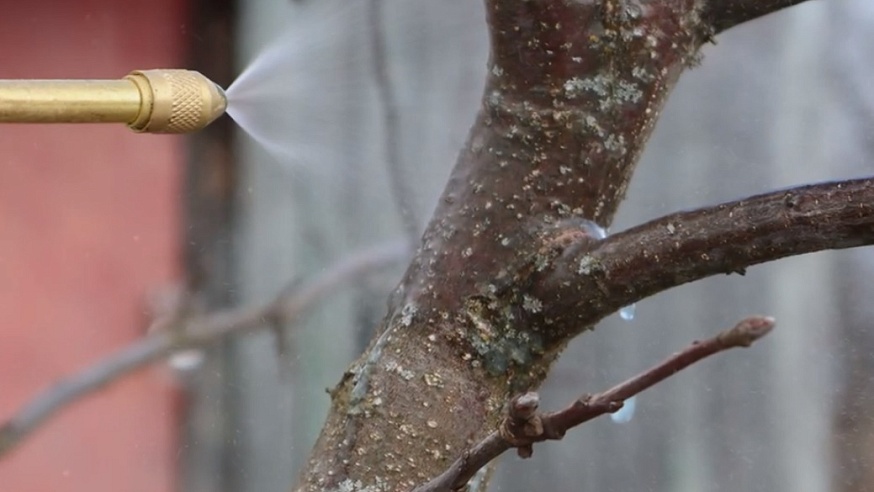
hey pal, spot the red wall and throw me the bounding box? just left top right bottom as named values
left=0, top=1, right=187, bottom=490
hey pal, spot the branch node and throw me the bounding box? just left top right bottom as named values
left=605, top=401, right=624, bottom=413
left=509, top=392, right=539, bottom=420
left=500, top=392, right=545, bottom=454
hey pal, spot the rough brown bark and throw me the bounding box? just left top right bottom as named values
left=291, top=1, right=868, bottom=491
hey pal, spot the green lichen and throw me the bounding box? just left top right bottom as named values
left=463, top=297, right=546, bottom=377
left=578, top=254, right=603, bottom=275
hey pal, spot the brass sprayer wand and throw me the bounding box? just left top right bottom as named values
left=0, top=69, right=227, bottom=134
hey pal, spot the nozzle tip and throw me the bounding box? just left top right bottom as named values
left=209, top=82, right=228, bottom=125
left=127, top=69, right=228, bottom=134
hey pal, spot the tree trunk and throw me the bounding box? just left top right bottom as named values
left=290, top=1, right=871, bottom=491
left=297, top=2, right=709, bottom=490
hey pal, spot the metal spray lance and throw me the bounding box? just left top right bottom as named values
left=0, top=69, right=227, bottom=134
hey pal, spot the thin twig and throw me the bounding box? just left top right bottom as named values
left=0, top=240, right=409, bottom=458
left=368, top=0, right=420, bottom=245
left=413, top=315, right=776, bottom=492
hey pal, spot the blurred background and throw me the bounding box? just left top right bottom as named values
left=0, top=0, right=872, bottom=491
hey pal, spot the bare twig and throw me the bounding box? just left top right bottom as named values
left=0, top=240, right=408, bottom=458
left=413, top=316, right=776, bottom=492
left=368, top=0, right=420, bottom=244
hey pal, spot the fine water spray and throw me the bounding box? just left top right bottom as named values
left=0, top=69, right=227, bottom=134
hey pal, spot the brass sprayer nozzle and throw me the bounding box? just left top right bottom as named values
left=0, top=69, right=227, bottom=134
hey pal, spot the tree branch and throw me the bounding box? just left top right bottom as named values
left=413, top=316, right=776, bottom=492
left=533, top=177, right=874, bottom=342
left=368, top=0, right=420, bottom=243
left=702, top=0, right=815, bottom=34
left=295, top=1, right=853, bottom=489
left=0, top=240, right=408, bottom=458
